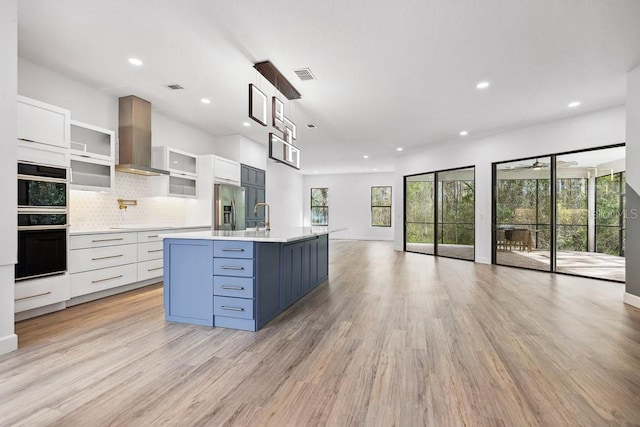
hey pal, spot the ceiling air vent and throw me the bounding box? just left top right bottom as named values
left=166, top=84, right=184, bottom=90
left=293, top=68, right=316, bottom=81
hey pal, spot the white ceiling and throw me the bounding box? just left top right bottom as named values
left=17, top=0, right=640, bottom=175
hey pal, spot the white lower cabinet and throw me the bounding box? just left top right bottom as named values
left=71, top=264, right=138, bottom=297
left=70, top=243, right=137, bottom=273
left=65, top=227, right=208, bottom=301
left=138, top=259, right=164, bottom=282
left=69, top=232, right=138, bottom=298
left=15, top=274, right=70, bottom=313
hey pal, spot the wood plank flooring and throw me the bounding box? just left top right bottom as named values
left=2, top=240, right=640, bottom=426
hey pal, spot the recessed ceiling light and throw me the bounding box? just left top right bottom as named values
left=374, top=168, right=378, bottom=171
left=314, top=171, right=318, bottom=174
left=363, top=155, right=369, bottom=159
left=201, top=98, right=211, bottom=104
left=396, top=147, right=403, bottom=152
left=568, top=101, right=581, bottom=108
left=306, top=124, right=316, bottom=128
left=242, top=122, right=251, bottom=127
left=476, top=81, right=490, bottom=90
left=128, top=57, right=143, bottom=66
left=460, top=130, right=469, bottom=136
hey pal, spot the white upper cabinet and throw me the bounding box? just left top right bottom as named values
left=70, top=120, right=115, bottom=161
left=153, top=146, right=198, bottom=177
left=151, top=147, right=198, bottom=198
left=213, top=155, right=240, bottom=185
left=17, top=95, right=70, bottom=149
left=69, top=120, right=115, bottom=192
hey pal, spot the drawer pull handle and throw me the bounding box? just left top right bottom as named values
left=92, top=237, right=124, bottom=243
left=91, top=254, right=123, bottom=261
left=220, top=305, right=244, bottom=312
left=148, top=267, right=163, bottom=272
left=221, top=266, right=244, bottom=270
left=148, top=249, right=163, bottom=253
left=147, top=235, right=159, bottom=238
left=220, top=285, right=244, bottom=290
left=222, top=248, right=244, bottom=252
left=15, top=291, right=51, bottom=302
left=92, top=274, right=123, bottom=284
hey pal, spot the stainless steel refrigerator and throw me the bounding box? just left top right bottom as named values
left=213, top=183, right=245, bottom=230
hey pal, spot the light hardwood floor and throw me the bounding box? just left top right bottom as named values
left=2, top=241, right=640, bottom=426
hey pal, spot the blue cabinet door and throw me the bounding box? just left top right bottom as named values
left=317, top=234, right=329, bottom=282
left=306, top=237, right=318, bottom=292
left=281, top=241, right=304, bottom=308
left=164, top=239, right=214, bottom=326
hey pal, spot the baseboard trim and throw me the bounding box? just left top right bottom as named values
left=0, top=333, right=18, bottom=355
left=623, top=292, right=640, bottom=309
left=15, top=301, right=66, bottom=322
left=67, top=279, right=160, bottom=307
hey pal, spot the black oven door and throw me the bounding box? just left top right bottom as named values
left=16, top=226, right=67, bottom=280
left=17, top=163, right=68, bottom=209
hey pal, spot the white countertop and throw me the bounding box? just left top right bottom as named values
left=69, top=225, right=211, bottom=236
left=167, top=227, right=341, bottom=243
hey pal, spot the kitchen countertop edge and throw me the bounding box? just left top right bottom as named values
left=69, top=225, right=211, bottom=236
left=166, top=227, right=338, bottom=243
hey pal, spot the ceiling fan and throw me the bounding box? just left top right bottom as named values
left=504, top=158, right=577, bottom=171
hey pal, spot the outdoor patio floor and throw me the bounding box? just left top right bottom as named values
left=407, top=243, right=625, bottom=282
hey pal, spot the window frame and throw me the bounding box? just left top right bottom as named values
left=310, top=187, right=329, bottom=226
left=371, top=186, right=392, bottom=227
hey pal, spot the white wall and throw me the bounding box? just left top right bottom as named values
left=0, top=0, right=18, bottom=354
left=266, top=161, right=304, bottom=230
left=394, top=106, right=626, bottom=263
left=153, top=114, right=217, bottom=155
left=303, top=172, right=395, bottom=241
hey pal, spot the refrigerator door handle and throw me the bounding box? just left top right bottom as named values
left=231, top=198, right=236, bottom=230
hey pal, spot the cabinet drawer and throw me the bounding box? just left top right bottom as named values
left=138, top=229, right=172, bottom=242
left=214, top=276, right=254, bottom=298
left=69, top=244, right=137, bottom=273
left=213, top=241, right=253, bottom=258
left=15, top=274, right=70, bottom=313
left=70, top=264, right=137, bottom=297
left=138, top=241, right=164, bottom=261
left=213, top=258, right=254, bottom=277
left=70, top=232, right=137, bottom=249
left=214, top=296, right=254, bottom=320
left=138, top=259, right=163, bottom=282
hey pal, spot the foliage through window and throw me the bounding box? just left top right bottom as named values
left=311, top=188, right=328, bottom=225
left=371, top=186, right=392, bottom=227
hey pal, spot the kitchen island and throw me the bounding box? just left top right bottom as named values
left=163, top=228, right=329, bottom=331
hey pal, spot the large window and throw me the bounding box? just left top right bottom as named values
left=371, top=186, right=392, bottom=227
left=493, top=145, right=625, bottom=282
left=311, top=188, right=328, bottom=226
left=405, top=166, right=475, bottom=261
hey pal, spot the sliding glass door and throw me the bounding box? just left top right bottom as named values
left=494, top=157, right=551, bottom=271
left=405, top=166, right=475, bottom=261
left=405, top=173, right=435, bottom=254
left=437, top=168, right=475, bottom=260
left=493, top=145, right=625, bottom=282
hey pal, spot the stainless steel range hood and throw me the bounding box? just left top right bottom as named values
left=116, top=95, right=169, bottom=176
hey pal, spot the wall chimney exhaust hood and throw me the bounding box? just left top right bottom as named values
left=116, top=95, right=169, bottom=176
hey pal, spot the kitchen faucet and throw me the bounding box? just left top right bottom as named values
left=254, top=202, right=271, bottom=231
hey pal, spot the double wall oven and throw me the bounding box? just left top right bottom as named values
left=16, top=162, right=69, bottom=280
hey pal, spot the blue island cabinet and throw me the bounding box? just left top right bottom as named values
left=163, top=233, right=329, bottom=331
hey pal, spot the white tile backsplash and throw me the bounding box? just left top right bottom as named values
left=70, top=172, right=187, bottom=228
